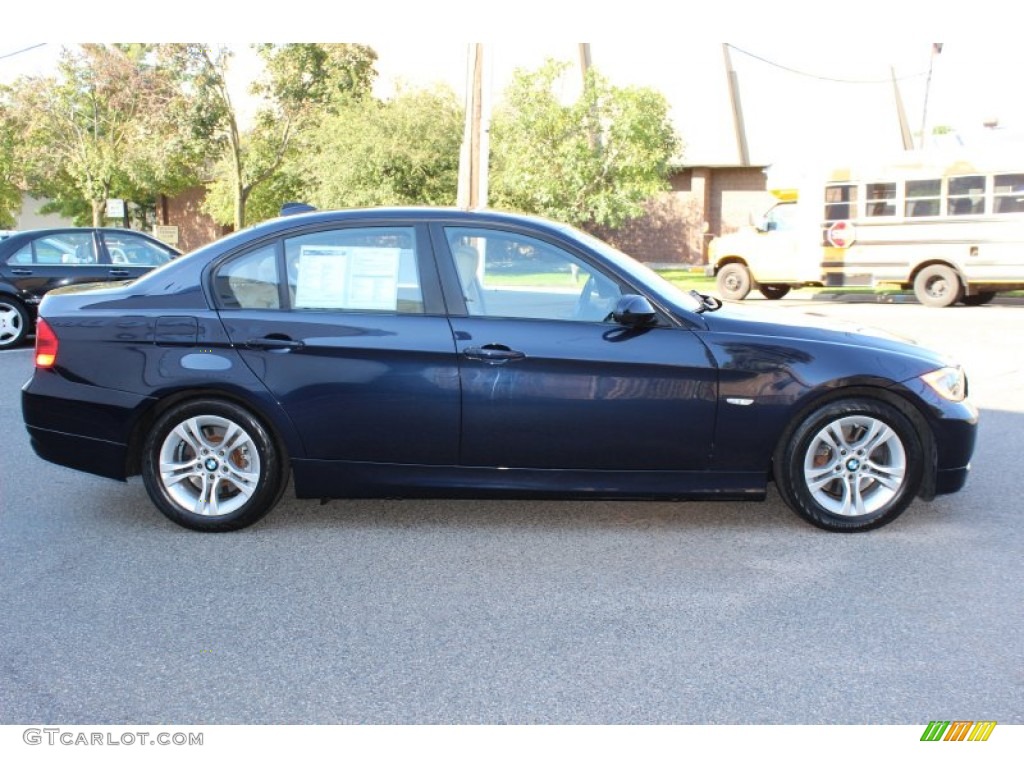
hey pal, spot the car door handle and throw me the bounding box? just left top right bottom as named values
left=464, top=344, right=526, bottom=363
left=244, top=337, right=305, bottom=351
left=108, top=269, right=131, bottom=277
left=10, top=268, right=33, bottom=275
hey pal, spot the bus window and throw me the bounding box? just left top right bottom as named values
left=905, top=179, right=941, bottom=217
left=825, top=184, right=857, bottom=221
left=866, top=182, right=896, bottom=217
left=994, top=173, right=1024, bottom=214
left=947, top=176, right=986, bottom=216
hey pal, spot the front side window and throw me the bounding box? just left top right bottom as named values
left=905, top=179, right=941, bottom=217
left=764, top=202, right=798, bottom=231
left=7, top=232, right=96, bottom=266
left=445, top=227, right=622, bottom=322
left=284, top=227, right=422, bottom=313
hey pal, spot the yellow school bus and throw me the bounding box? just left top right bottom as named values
left=707, top=152, right=1024, bottom=306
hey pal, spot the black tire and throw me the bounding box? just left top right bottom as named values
left=758, top=284, right=791, bottom=300
left=914, top=264, right=963, bottom=308
left=961, top=291, right=996, bottom=306
left=142, top=399, right=288, bottom=532
left=0, top=297, right=30, bottom=348
left=774, top=399, right=924, bottom=532
left=716, top=263, right=752, bottom=301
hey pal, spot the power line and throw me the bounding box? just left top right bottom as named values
left=725, top=43, right=927, bottom=84
left=0, top=43, right=47, bottom=61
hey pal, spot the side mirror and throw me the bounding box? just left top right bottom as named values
left=612, top=295, right=657, bottom=327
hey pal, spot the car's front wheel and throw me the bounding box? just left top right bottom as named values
left=914, top=264, right=963, bottom=307
left=142, top=399, right=288, bottom=532
left=0, top=298, right=29, bottom=348
left=716, top=263, right=752, bottom=300
left=775, top=399, right=924, bottom=532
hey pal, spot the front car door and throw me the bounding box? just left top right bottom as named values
left=433, top=223, right=717, bottom=474
left=1, top=230, right=111, bottom=305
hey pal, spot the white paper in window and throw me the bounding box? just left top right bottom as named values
left=294, top=246, right=401, bottom=310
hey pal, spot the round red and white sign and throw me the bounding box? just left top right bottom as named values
left=827, top=220, right=856, bottom=248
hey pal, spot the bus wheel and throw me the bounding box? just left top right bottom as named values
left=759, top=284, right=791, bottom=300
left=913, top=265, right=963, bottom=308
left=716, top=263, right=752, bottom=300
left=961, top=291, right=996, bottom=306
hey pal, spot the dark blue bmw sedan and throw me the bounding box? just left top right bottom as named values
left=21, top=208, right=977, bottom=532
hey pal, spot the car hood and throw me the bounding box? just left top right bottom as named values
left=700, top=303, right=955, bottom=369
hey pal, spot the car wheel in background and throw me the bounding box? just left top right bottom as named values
left=758, top=284, right=791, bottom=300
left=961, top=291, right=996, bottom=306
left=774, top=399, right=924, bottom=532
left=914, top=264, right=963, bottom=308
left=716, top=263, right=752, bottom=301
left=0, top=298, right=29, bottom=348
left=142, top=399, right=288, bottom=532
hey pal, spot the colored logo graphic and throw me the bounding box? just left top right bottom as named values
left=920, top=721, right=997, bottom=742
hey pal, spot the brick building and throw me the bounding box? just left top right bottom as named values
left=593, top=164, right=774, bottom=265
left=156, top=186, right=231, bottom=253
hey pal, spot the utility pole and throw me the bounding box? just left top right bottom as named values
left=891, top=66, right=915, bottom=151
left=579, top=43, right=600, bottom=150
left=919, top=43, right=942, bottom=150
left=457, top=44, right=488, bottom=209
left=722, top=44, right=750, bottom=166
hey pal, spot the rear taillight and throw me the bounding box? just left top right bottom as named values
left=34, top=318, right=58, bottom=368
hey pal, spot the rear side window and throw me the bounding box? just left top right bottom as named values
left=214, top=245, right=280, bottom=309
left=284, top=226, right=423, bottom=313
left=101, top=232, right=176, bottom=266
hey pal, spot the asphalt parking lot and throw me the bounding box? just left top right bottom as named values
left=0, top=299, right=1020, bottom=725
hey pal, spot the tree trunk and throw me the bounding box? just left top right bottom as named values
left=91, top=199, right=104, bottom=227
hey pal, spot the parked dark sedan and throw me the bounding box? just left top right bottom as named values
left=0, top=227, right=180, bottom=347
left=21, top=208, right=977, bottom=532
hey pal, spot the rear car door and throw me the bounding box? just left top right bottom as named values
left=98, top=230, right=178, bottom=278
left=212, top=222, right=460, bottom=465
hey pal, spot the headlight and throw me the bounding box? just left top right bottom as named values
left=921, top=366, right=967, bottom=402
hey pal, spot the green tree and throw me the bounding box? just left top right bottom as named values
left=7, top=44, right=217, bottom=227
left=200, top=43, right=378, bottom=229
left=489, top=60, right=681, bottom=229
left=0, top=105, right=22, bottom=227
left=299, top=84, right=463, bottom=209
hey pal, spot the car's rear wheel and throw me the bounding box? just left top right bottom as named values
left=961, top=291, right=996, bottom=306
left=775, top=399, right=924, bottom=532
left=716, top=263, right=752, bottom=300
left=0, top=298, right=29, bottom=348
left=142, top=399, right=287, bottom=532
left=758, top=284, right=791, bottom=300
